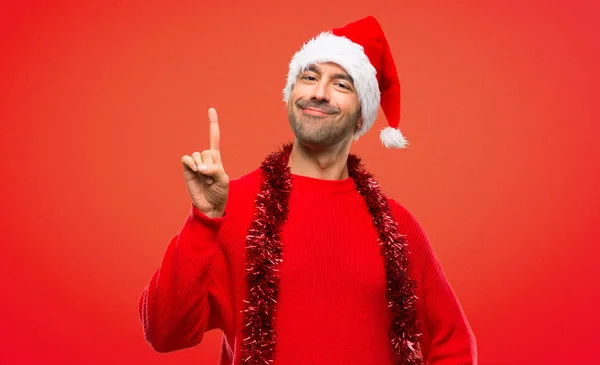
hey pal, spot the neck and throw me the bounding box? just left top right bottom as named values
left=287, top=139, right=352, bottom=180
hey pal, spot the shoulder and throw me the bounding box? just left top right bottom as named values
left=230, top=167, right=263, bottom=191
left=386, top=197, right=434, bottom=256
left=386, top=197, right=423, bottom=233
left=225, top=167, right=263, bottom=209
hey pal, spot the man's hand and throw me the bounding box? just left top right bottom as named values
left=181, top=108, right=229, bottom=218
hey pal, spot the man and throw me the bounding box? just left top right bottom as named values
left=139, top=16, right=477, bottom=365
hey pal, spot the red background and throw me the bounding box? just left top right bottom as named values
left=1, top=1, right=599, bottom=364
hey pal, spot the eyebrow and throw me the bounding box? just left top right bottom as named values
left=305, top=64, right=355, bottom=85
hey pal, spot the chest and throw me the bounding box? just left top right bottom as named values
left=278, top=192, right=388, bottom=298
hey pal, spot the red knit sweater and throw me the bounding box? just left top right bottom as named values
left=139, top=168, right=477, bottom=364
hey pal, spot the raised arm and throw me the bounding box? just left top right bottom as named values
left=139, top=108, right=232, bottom=352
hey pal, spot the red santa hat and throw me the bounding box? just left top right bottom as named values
left=283, top=16, right=408, bottom=148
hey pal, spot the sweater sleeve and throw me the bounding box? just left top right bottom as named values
left=389, top=200, right=477, bottom=365
left=138, top=204, right=232, bottom=353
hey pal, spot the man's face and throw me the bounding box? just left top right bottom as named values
left=287, top=62, right=362, bottom=149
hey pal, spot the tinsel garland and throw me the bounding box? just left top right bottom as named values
left=241, top=143, right=422, bottom=365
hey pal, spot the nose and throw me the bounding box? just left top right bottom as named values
left=309, top=79, right=330, bottom=102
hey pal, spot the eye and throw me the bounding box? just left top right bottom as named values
left=301, top=74, right=317, bottom=81
left=335, top=82, right=349, bottom=89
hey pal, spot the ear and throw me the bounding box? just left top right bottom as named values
left=355, top=115, right=363, bottom=132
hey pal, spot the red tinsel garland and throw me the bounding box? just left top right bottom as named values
left=241, top=143, right=422, bottom=365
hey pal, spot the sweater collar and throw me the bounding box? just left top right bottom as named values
left=290, top=172, right=356, bottom=194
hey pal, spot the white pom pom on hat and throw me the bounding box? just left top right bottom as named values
left=283, top=16, right=409, bottom=149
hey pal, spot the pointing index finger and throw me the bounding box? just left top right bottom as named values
left=208, top=107, right=220, bottom=152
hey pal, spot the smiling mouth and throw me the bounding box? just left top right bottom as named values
left=301, top=107, right=333, bottom=116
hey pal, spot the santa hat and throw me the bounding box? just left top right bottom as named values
left=283, top=16, right=408, bottom=148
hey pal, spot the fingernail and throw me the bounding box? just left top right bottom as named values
left=198, top=164, right=207, bottom=171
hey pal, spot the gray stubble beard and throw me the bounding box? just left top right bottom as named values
left=287, top=104, right=360, bottom=148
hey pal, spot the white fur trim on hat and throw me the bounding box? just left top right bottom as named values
left=380, top=126, right=409, bottom=148
left=283, top=32, right=380, bottom=139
